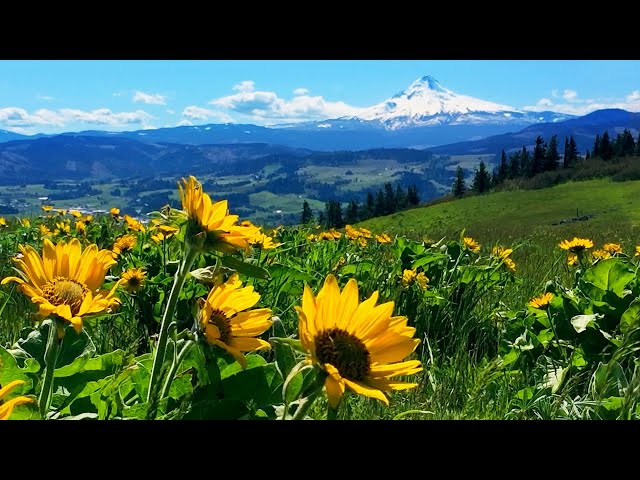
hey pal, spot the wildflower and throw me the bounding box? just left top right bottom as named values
left=529, top=292, right=554, bottom=310
left=415, top=272, right=429, bottom=290
left=602, top=243, right=622, bottom=255
left=559, top=237, right=594, bottom=253
left=0, top=380, right=35, bottom=420
left=295, top=274, right=421, bottom=407
left=592, top=249, right=611, bottom=261
left=463, top=237, right=481, bottom=253
left=41, top=205, right=54, bottom=212
left=402, top=269, right=417, bottom=287
left=120, top=268, right=146, bottom=293
left=199, top=273, right=272, bottom=368
left=375, top=233, right=391, bottom=244
left=1, top=239, right=119, bottom=332
left=112, top=234, right=137, bottom=257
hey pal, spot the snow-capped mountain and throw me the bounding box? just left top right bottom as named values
left=322, top=75, right=573, bottom=130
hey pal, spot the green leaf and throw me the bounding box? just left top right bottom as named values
left=601, top=396, right=624, bottom=412
left=581, top=258, right=635, bottom=300
left=222, top=362, right=282, bottom=406
left=571, top=348, right=587, bottom=369
left=621, top=298, right=640, bottom=334
left=542, top=364, right=567, bottom=394
left=54, top=326, right=97, bottom=377
left=220, top=354, right=267, bottom=380
left=0, top=345, right=39, bottom=391
left=220, top=256, right=270, bottom=280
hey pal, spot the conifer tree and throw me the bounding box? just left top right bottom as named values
left=301, top=200, right=313, bottom=224
left=452, top=166, right=466, bottom=198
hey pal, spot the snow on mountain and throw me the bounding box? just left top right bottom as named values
left=334, top=75, right=571, bottom=130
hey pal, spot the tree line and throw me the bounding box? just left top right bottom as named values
left=452, top=129, right=640, bottom=197
left=300, top=182, right=420, bottom=228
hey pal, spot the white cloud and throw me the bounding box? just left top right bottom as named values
left=0, top=106, right=153, bottom=133
left=177, top=119, right=193, bottom=126
left=524, top=89, right=640, bottom=115
left=133, top=91, right=167, bottom=105
left=627, top=91, right=640, bottom=102
left=293, top=87, right=309, bottom=95
left=232, top=81, right=255, bottom=93
left=551, top=89, right=560, bottom=98
left=165, top=109, right=175, bottom=115
left=182, top=106, right=233, bottom=123
left=37, top=95, right=54, bottom=101
left=210, top=81, right=365, bottom=123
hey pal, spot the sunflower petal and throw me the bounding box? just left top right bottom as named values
left=324, top=363, right=346, bottom=409
left=342, top=378, right=389, bottom=406
left=229, top=337, right=271, bottom=352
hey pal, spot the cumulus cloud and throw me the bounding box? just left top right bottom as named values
left=182, top=106, right=233, bottom=123
left=0, top=106, right=153, bottom=133
left=133, top=91, right=167, bottom=105
left=524, top=89, right=640, bottom=115
left=166, top=109, right=176, bottom=114
left=209, top=81, right=364, bottom=123
left=293, top=87, right=309, bottom=95
left=177, top=119, right=193, bottom=126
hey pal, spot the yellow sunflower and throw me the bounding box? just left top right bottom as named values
left=402, top=269, right=417, bottom=287
left=296, top=274, right=422, bottom=408
left=178, top=176, right=259, bottom=253
left=124, top=214, right=146, bottom=233
left=635, top=246, right=640, bottom=257
left=491, top=246, right=516, bottom=272
left=0, top=380, right=35, bottom=420
left=20, top=218, right=31, bottom=228
left=75, top=220, right=87, bottom=234
left=375, top=233, right=391, bottom=244
left=249, top=232, right=282, bottom=250
left=357, top=237, right=368, bottom=248
left=463, top=236, right=481, bottom=253
left=69, top=209, right=82, bottom=218
left=592, top=249, right=611, bottom=261
left=120, top=268, right=146, bottom=293
left=359, top=228, right=372, bottom=239
left=0, top=217, right=7, bottom=227
left=559, top=237, right=594, bottom=253
left=345, top=225, right=361, bottom=240
left=415, top=272, right=429, bottom=290
left=39, top=224, right=52, bottom=237
left=199, top=273, right=272, bottom=368
left=567, top=253, right=578, bottom=266
left=41, top=205, right=54, bottom=212
left=1, top=238, right=119, bottom=332
left=112, top=234, right=137, bottom=256
left=602, top=243, right=622, bottom=255
left=529, top=292, right=554, bottom=310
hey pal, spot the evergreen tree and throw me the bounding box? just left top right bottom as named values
left=544, top=135, right=560, bottom=171
left=636, top=133, right=640, bottom=156
left=300, top=200, right=313, bottom=224
left=395, top=183, right=408, bottom=210
left=568, top=136, right=578, bottom=164
left=531, top=136, right=546, bottom=176
left=509, top=150, right=521, bottom=179
left=374, top=190, right=385, bottom=217
left=383, top=182, right=395, bottom=215
left=345, top=200, right=360, bottom=225
left=619, top=129, right=635, bottom=156
left=407, top=185, right=420, bottom=205
left=585, top=149, right=590, bottom=160
left=600, top=131, right=613, bottom=160
left=324, top=200, right=344, bottom=229
left=364, top=192, right=375, bottom=219
left=472, top=161, right=491, bottom=194
left=497, top=149, right=508, bottom=184
left=563, top=136, right=570, bottom=168
left=520, top=146, right=530, bottom=177
left=452, top=166, right=466, bottom=198
left=593, top=134, right=601, bottom=158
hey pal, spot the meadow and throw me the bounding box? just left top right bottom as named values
left=1, top=176, right=639, bottom=420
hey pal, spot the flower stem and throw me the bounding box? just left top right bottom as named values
left=159, top=340, right=194, bottom=399
left=39, top=318, right=62, bottom=418
left=146, top=244, right=198, bottom=413
left=291, top=387, right=323, bottom=420
left=327, top=404, right=339, bottom=420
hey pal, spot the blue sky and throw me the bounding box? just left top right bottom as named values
left=1, top=60, right=639, bottom=135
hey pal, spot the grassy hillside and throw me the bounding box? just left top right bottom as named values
left=360, top=178, right=640, bottom=300
left=361, top=178, right=640, bottom=242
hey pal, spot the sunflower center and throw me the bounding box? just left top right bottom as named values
left=208, top=308, right=232, bottom=344
left=127, top=277, right=140, bottom=287
left=315, top=328, right=371, bottom=381
left=42, top=277, right=88, bottom=314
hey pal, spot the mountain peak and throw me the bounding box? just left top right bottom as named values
left=410, top=75, right=446, bottom=91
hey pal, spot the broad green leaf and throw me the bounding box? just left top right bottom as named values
left=571, top=348, right=587, bottom=369
left=542, top=364, right=566, bottom=394
left=581, top=258, right=635, bottom=300
left=621, top=298, right=640, bottom=334
left=0, top=345, right=39, bottom=390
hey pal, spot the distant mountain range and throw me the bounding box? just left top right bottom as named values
left=0, top=76, right=575, bottom=151
left=428, top=109, right=640, bottom=155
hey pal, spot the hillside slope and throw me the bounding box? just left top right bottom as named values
left=360, top=179, right=640, bottom=243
